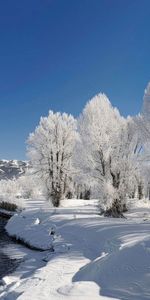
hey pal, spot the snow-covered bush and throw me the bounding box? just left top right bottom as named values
left=0, top=179, right=24, bottom=210
left=17, top=173, right=42, bottom=199
left=0, top=172, right=42, bottom=210
left=0, top=200, right=18, bottom=212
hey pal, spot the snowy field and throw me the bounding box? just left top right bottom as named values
left=1, top=198, right=150, bottom=300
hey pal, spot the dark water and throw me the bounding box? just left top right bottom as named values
left=0, top=217, right=21, bottom=280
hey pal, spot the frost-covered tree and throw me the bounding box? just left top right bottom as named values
left=27, top=111, right=78, bottom=207
left=75, top=94, right=122, bottom=181
left=142, top=82, right=150, bottom=121
left=74, top=93, right=140, bottom=216
left=107, top=117, right=142, bottom=213
left=131, top=83, right=150, bottom=198
left=74, top=94, right=122, bottom=213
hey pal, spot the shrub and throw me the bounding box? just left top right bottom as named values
left=0, top=200, right=18, bottom=211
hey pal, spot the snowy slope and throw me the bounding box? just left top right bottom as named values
left=1, top=199, right=150, bottom=300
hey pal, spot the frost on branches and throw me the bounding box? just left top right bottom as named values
left=27, top=111, right=78, bottom=207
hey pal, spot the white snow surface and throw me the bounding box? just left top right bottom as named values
left=1, top=198, right=150, bottom=300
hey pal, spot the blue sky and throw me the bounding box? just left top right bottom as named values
left=0, top=0, right=150, bottom=160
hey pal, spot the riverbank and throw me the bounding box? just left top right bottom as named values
left=0, top=209, right=15, bottom=219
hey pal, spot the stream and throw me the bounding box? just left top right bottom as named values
left=0, top=216, right=22, bottom=281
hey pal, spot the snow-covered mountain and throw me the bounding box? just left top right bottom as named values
left=0, top=160, right=30, bottom=180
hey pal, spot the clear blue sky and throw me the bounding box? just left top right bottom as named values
left=0, top=0, right=150, bottom=160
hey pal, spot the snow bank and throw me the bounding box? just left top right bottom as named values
left=6, top=199, right=99, bottom=250
left=5, top=211, right=56, bottom=250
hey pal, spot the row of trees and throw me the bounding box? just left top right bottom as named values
left=27, top=93, right=150, bottom=216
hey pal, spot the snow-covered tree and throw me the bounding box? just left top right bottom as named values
left=27, top=111, right=78, bottom=207
left=131, top=83, right=150, bottom=198
left=107, top=118, right=141, bottom=210
left=74, top=93, right=140, bottom=216
left=75, top=94, right=122, bottom=181
left=142, top=82, right=150, bottom=121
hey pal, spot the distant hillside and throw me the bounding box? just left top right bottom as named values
left=0, top=160, right=30, bottom=180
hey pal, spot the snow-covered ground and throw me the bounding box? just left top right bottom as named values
left=1, top=198, right=150, bottom=299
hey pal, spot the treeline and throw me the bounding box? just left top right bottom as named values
left=27, top=92, right=150, bottom=217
